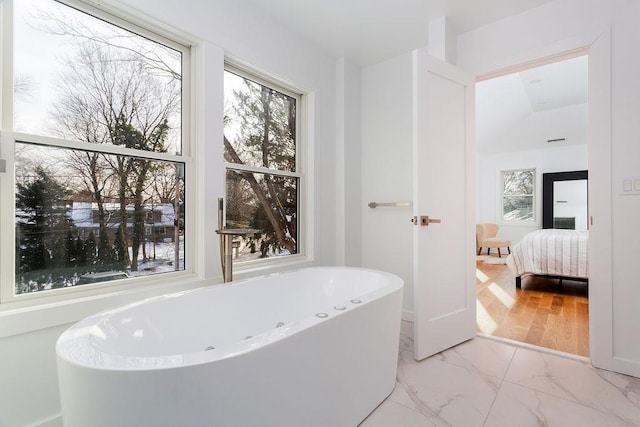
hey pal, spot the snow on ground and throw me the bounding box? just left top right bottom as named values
left=231, top=238, right=292, bottom=263
left=128, top=236, right=290, bottom=275
left=25, top=236, right=295, bottom=293
left=127, top=237, right=185, bottom=277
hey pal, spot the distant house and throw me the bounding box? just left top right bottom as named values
left=70, top=202, right=178, bottom=243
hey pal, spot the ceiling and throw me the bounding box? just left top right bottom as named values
left=246, top=0, right=555, bottom=66
left=244, top=0, right=586, bottom=154
left=476, top=55, right=588, bottom=153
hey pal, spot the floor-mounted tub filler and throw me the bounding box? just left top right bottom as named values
left=56, top=267, right=404, bottom=427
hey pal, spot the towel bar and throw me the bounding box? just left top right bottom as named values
left=368, top=202, right=412, bottom=209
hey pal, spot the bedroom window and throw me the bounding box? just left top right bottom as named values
left=1, top=0, right=191, bottom=302
left=501, top=169, right=535, bottom=222
left=223, top=66, right=301, bottom=264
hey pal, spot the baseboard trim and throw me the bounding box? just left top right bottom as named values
left=612, top=356, right=640, bottom=379
left=34, top=415, right=62, bottom=427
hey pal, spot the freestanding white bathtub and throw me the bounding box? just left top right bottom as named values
left=56, top=267, right=404, bottom=426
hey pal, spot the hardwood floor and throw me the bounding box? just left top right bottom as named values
left=476, top=258, right=589, bottom=357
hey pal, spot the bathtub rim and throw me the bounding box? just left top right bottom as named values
left=55, top=266, right=404, bottom=371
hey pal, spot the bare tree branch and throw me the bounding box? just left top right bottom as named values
left=224, top=135, right=295, bottom=253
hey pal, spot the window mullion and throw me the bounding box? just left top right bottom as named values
left=11, top=132, right=186, bottom=163
left=224, top=162, right=300, bottom=178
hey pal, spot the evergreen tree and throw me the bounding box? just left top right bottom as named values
left=50, top=233, right=68, bottom=285
left=85, top=231, right=97, bottom=267
left=65, top=231, right=77, bottom=267
left=75, top=236, right=87, bottom=267
left=15, top=166, right=74, bottom=292
left=97, top=226, right=113, bottom=270
left=112, top=227, right=128, bottom=272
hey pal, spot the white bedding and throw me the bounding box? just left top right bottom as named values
left=506, top=229, right=589, bottom=279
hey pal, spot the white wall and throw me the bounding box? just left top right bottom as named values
left=459, top=0, right=640, bottom=377
left=0, top=0, right=339, bottom=425
left=476, top=144, right=588, bottom=245
left=336, top=58, right=363, bottom=266
left=480, top=103, right=587, bottom=154
left=360, top=52, right=414, bottom=318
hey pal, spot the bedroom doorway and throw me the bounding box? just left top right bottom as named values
left=474, top=54, right=590, bottom=357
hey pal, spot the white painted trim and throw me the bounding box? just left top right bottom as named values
left=334, top=58, right=347, bottom=266
left=302, top=91, right=315, bottom=263
left=7, top=132, right=188, bottom=163
left=224, top=56, right=309, bottom=98
left=401, top=309, right=414, bottom=322
left=0, top=274, right=207, bottom=338
left=63, top=0, right=198, bottom=48
left=472, top=28, right=613, bottom=372
left=476, top=46, right=589, bottom=82
left=223, top=162, right=302, bottom=179
left=0, top=131, right=16, bottom=305
left=586, top=28, right=613, bottom=372
left=472, top=30, right=601, bottom=79
left=613, top=357, right=640, bottom=378
left=196, top=41, right=224, bottom=281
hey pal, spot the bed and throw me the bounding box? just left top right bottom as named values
left=506, top=229, right=589, bottom=289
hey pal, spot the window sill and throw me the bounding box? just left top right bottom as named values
left=232, top=254, right=313, bottom=281
left=0, top=273, right=208, bottom=339
left=0, top=256, right=316, bottom=339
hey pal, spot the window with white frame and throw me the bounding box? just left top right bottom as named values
left=223, top=67, right=301, bottom=263
left=501, top=168, right=535, bottom=222
left=1, top=0, right=191, bottom=300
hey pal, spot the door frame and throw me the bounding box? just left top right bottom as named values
left=473, top=29, right=613, bottom=371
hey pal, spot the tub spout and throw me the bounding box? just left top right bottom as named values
left=215, top=227, right=258, bottom=283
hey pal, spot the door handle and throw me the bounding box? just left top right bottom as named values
left=411, top=216, right=442, bottom=226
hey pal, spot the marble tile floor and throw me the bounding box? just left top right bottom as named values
left=360, top=321, right=640, bottom=427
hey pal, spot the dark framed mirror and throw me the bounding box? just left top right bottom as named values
left=542, top=170, right=588, bottom=230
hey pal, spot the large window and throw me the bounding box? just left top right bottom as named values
left=223, top=67, right=301, bottom=263
left=1, top=0, right=190, bottom=301
left=501, top=169, right=535, bottom=222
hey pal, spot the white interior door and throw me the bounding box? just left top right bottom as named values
left=412, top=48, right=476, bottom=361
